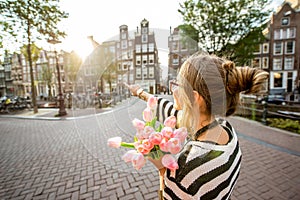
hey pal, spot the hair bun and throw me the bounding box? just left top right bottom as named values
left=222, top=61, right=235, bottom=71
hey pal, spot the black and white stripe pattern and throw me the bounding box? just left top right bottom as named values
left=156, top=98, right=241, bottom=200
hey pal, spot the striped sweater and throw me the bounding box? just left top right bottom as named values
left=156, top=97, right=242, bottom=200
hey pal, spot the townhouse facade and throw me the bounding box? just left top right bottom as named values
left=167, top=27, right=199, bottom=91
left=83, top=18, right=161, bottom=95
left=1, top=50, right=67, bottom=100
left=253, top=1, right=300, bottom=101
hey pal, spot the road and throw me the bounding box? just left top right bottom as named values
left=0, top=96, right=299, bottom=199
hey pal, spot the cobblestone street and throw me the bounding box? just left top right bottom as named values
left=0, top=97, right=300, bottom=199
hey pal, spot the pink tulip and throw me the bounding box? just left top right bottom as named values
left=161, top=127, right=174, bottom=139
left=122, top=150, right=137, bottom=162
left=143, top=126, right=155, bottom=138
left=147, top=96, right=158, bottom=109
left=143, top=107, right=154, bottom=122
left=167, top=138, right=182, bottom=154
left=132, top=118, right=145, bottom=131
left=173, top=127, right=188, bottom=142
left=136, top=130, right=145, bottom=141
left=164, top=116, right=177, bottom=128
left=142, top=139, right=154, bottom=151
left=159, top=137, right=169, bottom=152
left=107, top=137, right=122, bottom=148
left=149, top=132, right=163, bottom=145
left=136, top=144, right=151, bottom=155
left=132, top=152, right=146, bottom=170
left=162, top=154, right=178, bottom=171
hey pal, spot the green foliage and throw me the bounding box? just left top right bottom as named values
left=178, top=0, right=272, bottom=62
left=1, top=0, right=69, bottom=46
left=267, top=118, right=300, bottom=134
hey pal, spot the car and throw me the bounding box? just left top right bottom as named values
left=258, top=95, right=287, bottom=105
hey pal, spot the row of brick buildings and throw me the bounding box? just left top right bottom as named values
left=1, top=0, right=299, bottom=102
left=253, top=0, right=300, bottom=101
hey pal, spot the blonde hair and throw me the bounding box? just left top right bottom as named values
left=177, top=53, right=269, bottom=132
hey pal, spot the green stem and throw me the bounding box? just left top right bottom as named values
left=120, top=142, right=135, bottom=148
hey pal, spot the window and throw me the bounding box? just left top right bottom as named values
left=148, top=43, right=154, bottom=52
left=285, top=41, right=295, bottom=54
left=274, top=42, right=282, bottom=55
left=121, top=33, right=126, bottom=39
left=287, top=28, right=296, bottom=38
left=273, top=58, right=282, bottom=70
left=142, top=44, right=147, bottom=53
left=274, top=73, right=283, bottom=87
left=262, top=57, right=269, bottom=69
left=118, top=63, right=122, bottom=71
left=136, top=68, right=141, bottom=78
left=135, top=45, right=141, bottom=53
left=136, top=55, right=141, bottom=65
left=149, top=54, right=154, bottom=64
left=282, top=29, right=287, bottom=39
left=284, top=57, right=294, bottom=70
left=172, top=55, right=179, bottom=65
left=252, top=58, right=261, bottom=68
left=281, top=17, right=289, bottom=26
left=142, top=67, right=147, bottom=78
left=274, top=30, right=280, bottom=40
left=263, top=43, right=269, bottom=53
left=142, top=34, right=148, bottom=43
left=121, top=40, right=127, bottom=49
left=142, top=55, right=147, bottom=64
left=149, top=67, right=154, bottom=78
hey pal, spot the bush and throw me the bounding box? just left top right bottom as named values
left=267, top=118, right=300, bottom=134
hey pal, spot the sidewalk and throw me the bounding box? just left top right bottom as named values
left=0, top=99, right=299, bottom=199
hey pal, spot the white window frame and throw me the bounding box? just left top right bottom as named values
left=274, top=29, right=280, bottom=40
left=274, top=42, right=283, bottom=55
left=149, top=54, right=154, bottom=64
left=136, top=55, right=141, bottom=65
left=284, top=57, right=294, bottom=70
left=142, top=34, right=148, bottom=43
left=136, top=68, right=141, bottom=78
left=281, top=17, right=289, bottom=26
left=263, top=43, right=269, bottom=53
left=142, top=55, right=147, bottom=65
left=135, top=45, right=141, bottom=53
left=142, top=44, right=147, bottom=53
left=148, top=43, right=154, bottom=52
left=285, top=41, right=295, bottom=54
left=149, top=67, right=154, bottom=78
left=273, top=58, right=282, bottom=70
left=287, top=27, right=296, bottom=38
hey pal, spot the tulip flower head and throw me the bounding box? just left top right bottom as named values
left=107, top=96, right=187, bottom=171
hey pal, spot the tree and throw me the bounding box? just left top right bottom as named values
left=178, top=0, right=271, bottom=62
left=1, top=0, right=68, bottom=113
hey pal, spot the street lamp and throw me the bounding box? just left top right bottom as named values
left=48, top=39, right=67, bottom=116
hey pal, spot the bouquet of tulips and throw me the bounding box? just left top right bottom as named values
left=107, top=96, right=188, bottom=171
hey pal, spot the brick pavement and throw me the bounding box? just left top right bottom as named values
left=0, top=96, right=300, bottom=199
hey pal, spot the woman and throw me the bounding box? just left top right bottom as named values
left=128, top=53, right=268, bottom=199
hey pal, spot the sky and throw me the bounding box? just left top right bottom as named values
left=54, top=0, right=284, bottom=78
left=57, top=0, right=185, bottom=58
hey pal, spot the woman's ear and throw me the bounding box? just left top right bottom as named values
left=193, top=91, right=206, bottom=111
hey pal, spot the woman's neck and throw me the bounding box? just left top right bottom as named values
left=196, top=115, right=215, bottom=130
